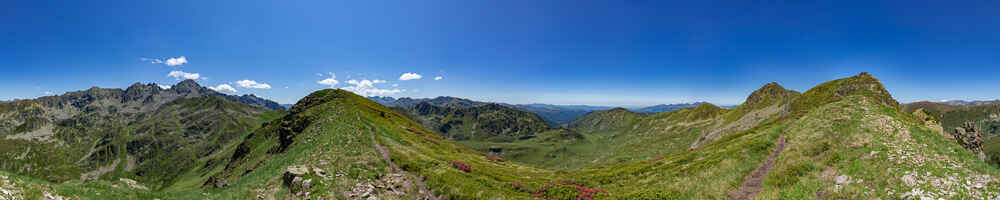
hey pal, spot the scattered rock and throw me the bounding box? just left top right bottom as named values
left=901, top=174, right=918, bottom=186
left=282, top=165, right=310, bottom=189
left=119, top=178, right=148, bottom=190
left=835, top=175, right=851, bottom=185
left=344, top=173, right=416, bottom=200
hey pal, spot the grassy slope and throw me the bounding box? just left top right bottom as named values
left=2, top=74, right=999, bottom=199
left=397, top=103, right=551, bottom=142
left=458, top=83, right=798, bottom=170
left=205, top=89, right=565, bottom=199
left=0, top=96, right=283, bottom=199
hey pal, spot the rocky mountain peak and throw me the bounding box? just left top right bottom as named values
left=171, top=79, right=204, bottom=92
left=123, top=82, right=162, bottom=103
left=742, top=82, right=798, bottom=109
left=168, top=79, right=218, bottom=98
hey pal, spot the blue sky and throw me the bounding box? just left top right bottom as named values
left=2, top=0, right=999, bottom=106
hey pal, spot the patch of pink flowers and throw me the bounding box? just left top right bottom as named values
left=449, top=161, right=471, bottom=172
left=530, top=181, right=607, bottom=200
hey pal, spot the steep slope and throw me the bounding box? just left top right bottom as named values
left=0, top=80, right=281, bottom=188
left=205, top=89, right=567, bottom=199
left=572, top=73, right=999, bottom=199
left=394, top=102, right=551, bottom=142
left=687, top=82, right=801, bottom=148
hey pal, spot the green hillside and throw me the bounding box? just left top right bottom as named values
left=394, top=102, right=551, bottom=142
left=1, top=73, right=998, bottom=199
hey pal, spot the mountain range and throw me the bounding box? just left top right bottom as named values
left=369, top=96, right=727, bottom=126
left=0, top=73, right=998, bottom=199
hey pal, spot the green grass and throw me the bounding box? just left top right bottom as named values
left=2, top=74, right=999, bottom=199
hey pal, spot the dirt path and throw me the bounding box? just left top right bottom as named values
left=728, top=132, right=787, bottom=200
left=361, top=113, right=440, bottom=200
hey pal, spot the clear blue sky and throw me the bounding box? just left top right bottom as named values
left=2, top=0, right=999, bottom=106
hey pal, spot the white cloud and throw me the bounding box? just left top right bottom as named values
left=157, top=84, right=172, bottom=89
left=140, top=57, right=163, bottom=64
left=434, top=76, right=443, bottom=80
left=208, top=84, right=238, bottom=93
left=236, top=79, right=272, bottom=89
left=317, top=73, right=339, bottom=88
left=167, top=70, right=201, bottom=80
left=316, top=73, right=323, bottom=77
left=342, top=79, right=402, bottom=96
left=399, top=72, right=422, bottom=81
left=392, top=83, right=399, bottom=87
left=44, top=91, right=53, bottom=95
left=165, top=56, right=188, bottom=66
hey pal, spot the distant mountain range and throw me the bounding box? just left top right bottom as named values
left=369, top=96, right=729, bottom=125
left=631, top=102, right=710, bottom=113
left=936, top=99, right=1000, bottom=106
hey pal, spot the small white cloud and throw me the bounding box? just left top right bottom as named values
left=208, top=84, right=238, bottom=93
left=236, top=79, right=272, bottom=89
left=157, top=84, right=172, bottom=89
left=165, top=56, right=188, bottom=66
left=317, top=73, right=339, bottom=88
left=44, top=91, right=53, bottom=95
left=316, top=73, right=323, bottom=77
left=342, top=79, right=401, bottom=96
left=167, top=70, right=201, bottom=80
left=392, top=83, right=399, bottom=87
left=434, top=76, right=443, bottom=80
left=399, top=72, right=422, bottom=81
left=140, top=57, right=163, bottom=64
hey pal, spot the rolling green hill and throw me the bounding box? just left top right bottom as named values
left=394, top=102, right=551, bottom=142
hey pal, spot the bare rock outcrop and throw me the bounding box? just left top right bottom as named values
left=951, top=121, right=986, bottom=160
